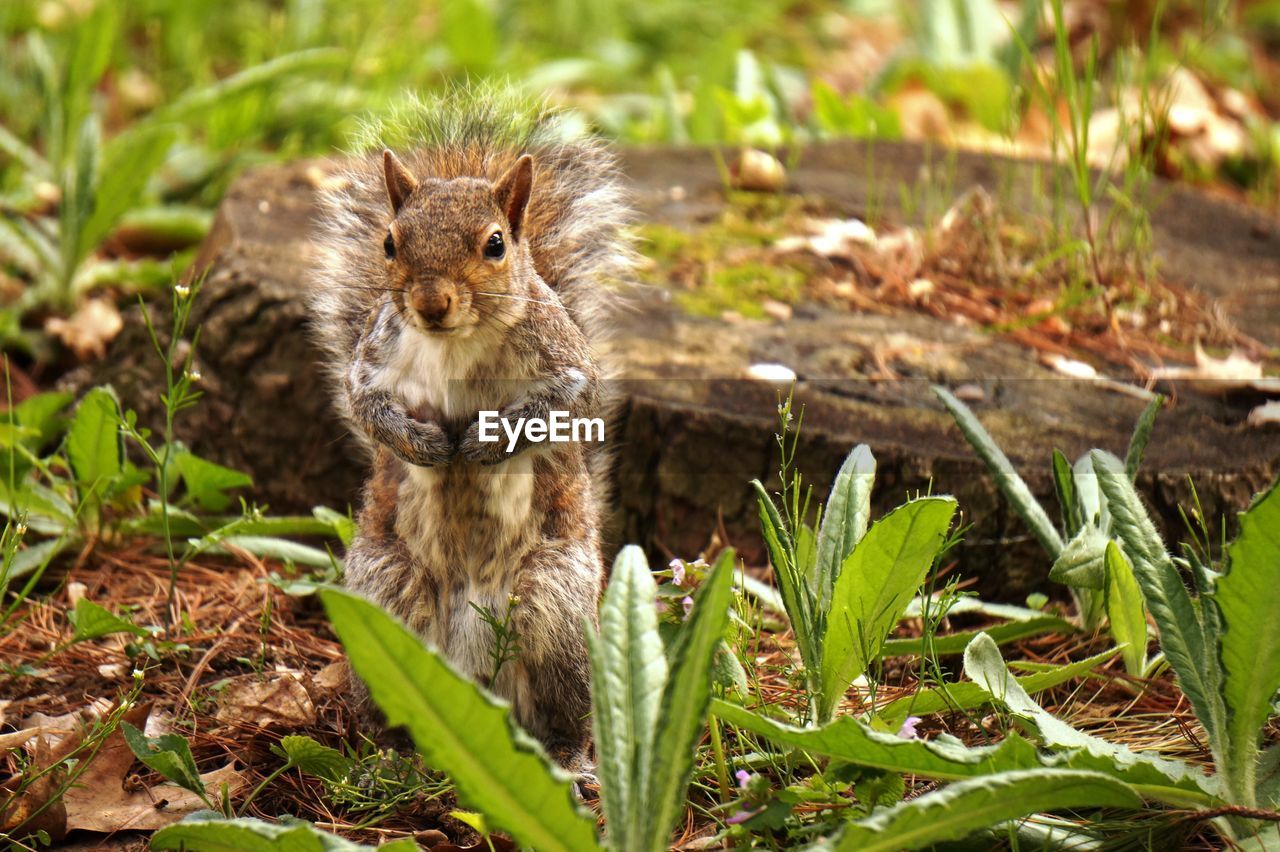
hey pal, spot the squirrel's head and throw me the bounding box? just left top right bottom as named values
left=380, top=149, right=535, bottom=336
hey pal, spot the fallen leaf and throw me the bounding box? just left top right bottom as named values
left=1, top=701, right=122, bottom=844
left=1149, top=347, right=1280, bottom=396
left=214, top=671, right=316, bottom=729
left=1247, top=401, right=1280, bottom=427
left=744, top=363, right=797, bottom=384
left=44, top=298, right=124, bottom=361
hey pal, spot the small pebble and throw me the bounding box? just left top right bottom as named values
left=731, top=148, right=786, bottom=193
left=761, top=299, right=792, bottom=322
left=953, top=384, right=985, bottom=403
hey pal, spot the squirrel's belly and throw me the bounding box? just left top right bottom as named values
left=395, top=457, right=536, bottom=582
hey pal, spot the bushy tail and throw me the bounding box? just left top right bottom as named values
left=309, top=87, right=635, bottom=490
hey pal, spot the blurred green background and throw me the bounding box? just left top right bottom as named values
left=0, top=0, right=1276, bottom=358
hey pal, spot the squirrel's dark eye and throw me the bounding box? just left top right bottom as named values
left=384, top=232, right=396, bottom=261
left=484, top=231, right=505, bottom=260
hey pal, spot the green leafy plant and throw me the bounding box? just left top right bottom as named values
left=590, top=546, right=735, bottom=851
left=935, top=384, right=1155, bottom=675
left=962, top=470, right=1280, bottom=845
left=0, top=4, right=337, bottom=329
left=753, top=396, right=958, bottom=723
left=158, top=545, right=736, bottom=851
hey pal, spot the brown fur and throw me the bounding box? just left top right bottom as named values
left=308, top=105, right=634, bottom=770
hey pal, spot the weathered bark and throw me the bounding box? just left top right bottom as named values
left=74, top=142, right=1280, bottom=600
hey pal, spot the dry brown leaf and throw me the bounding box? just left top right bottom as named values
left=214, top=671, right=316, bottom=729
left=0, top=701, right=126, bottom=843
left=44, top=298, right=124, bottom=361
left=1150, top=347, right=1280, bottom=396
left=0, top=728, right=41, bottom=752
left=64, top=754, right=243, bottom=833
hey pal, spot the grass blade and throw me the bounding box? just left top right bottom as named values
left=1124, top=395, right=1164, bottom=480
left=647, top=549, right=735, bottom=852
left=934, top=386, right=1063, bottom=557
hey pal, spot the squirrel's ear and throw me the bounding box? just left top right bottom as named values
left=493, top=154, right=534, bottom=242
left=383, top=149, right=418, bottom=214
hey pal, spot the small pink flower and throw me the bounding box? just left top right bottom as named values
left=726, top=805, right=764, bottom=825
left=668, top=558, right=686, bottom=587
left=681, top=596, right=694, bottom=619
left=735, top=769, right=753, bottom=789
left=897, top=716, right=922, bottom=740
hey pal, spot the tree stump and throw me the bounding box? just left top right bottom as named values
left=77, top=142, right=1280, bottom=600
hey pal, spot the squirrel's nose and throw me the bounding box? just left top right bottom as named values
left=409, top=286, right=455, bottom=325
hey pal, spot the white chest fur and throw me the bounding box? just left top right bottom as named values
left=372, top=326, right=495, bottom=419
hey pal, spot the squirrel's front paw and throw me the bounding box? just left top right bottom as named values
left=458, top=420, right=515, bottom=466
left=394, top=420, right=454, bottom=467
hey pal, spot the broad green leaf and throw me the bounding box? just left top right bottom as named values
left=0, top=481, right=77, bottom=534
left=61, top=3, right=117, bottom=159
left=10, top=392, right=73, bottom=450
left=1124, top=395, right=1164, bottom=480
left=320, top=589, right=597, bottom=852
left=5, top=537, right=72, bottom=581
left=877, top=646, right=1119, bottom=727
left=276, top=735, right=352, bottom=783
left=963, top=632, right=1217, bottom=801
left=69, top=598, right=148, bottom=642
left=589, top=546, right=668, bottom=851
left=713, top=698, right=1213, bottom=807
left=1103, top=542, right=1148, bottom=677
left=81, top=124, right=177, bottom=254
left=149, top=49, right=344, bottom=126
left=814, top=444, right=875, bottom=610
left=1050, top=526, right=1109, bottom=590
left=648, top=549, right=735, bottom=852
left=819, top=497, right=956, bottom=721
left=174, top=452, right=254, bottom=512
left=1259, top=743, right=1280, bottom=808
left=66, top=387, right=123, bottom=494
left=832, top=769, right=1140, bottom=851
left=1215, top=481, right=1280, bottom=807
left=1092, top=451, right=1226, bottom=759
left=881, top=614, right=1074, bottom=658
left=122, top=723, right=208, bottom=801
left=195, top=536, right=333, bottom=568
left=0, top=123, right=47, bottom=177
left=1051, top=449, right=1082, bottom=536
left=1073, top=453, right=1107, bottom=528
left=715, top=698, right=1049, bottom=781
left=934, top=386, right=1063, bottom=557
left=152, top=813, right=419, bottom=851
left=312, top=506, right=356, bottom=547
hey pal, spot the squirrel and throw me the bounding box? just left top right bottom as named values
left=308, top=98, right=635, bottom=771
